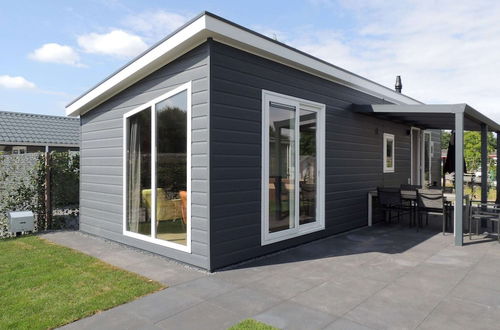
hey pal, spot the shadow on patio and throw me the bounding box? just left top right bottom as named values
left=218, top=215, right=498, bottom=275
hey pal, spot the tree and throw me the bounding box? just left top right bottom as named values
left=463, top=131, right=496, bottom=173
left=442, top=130, right=496, bottom=175
left=441, top=130, right=451, bottom=149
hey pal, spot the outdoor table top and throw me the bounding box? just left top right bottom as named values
left=369, top=190, right=463, bottom=202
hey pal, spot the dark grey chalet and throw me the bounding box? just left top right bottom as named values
left=67, top=12, right=500, bottom=271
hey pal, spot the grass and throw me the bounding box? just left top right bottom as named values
left=463, top=186, right=497, bottom=201
left=0, top=236, right=164, bottom=329
left=228, top=319, right=279, bottom=330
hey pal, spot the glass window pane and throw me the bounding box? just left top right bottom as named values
left=126, top=108, right=152, bottom=236
left=155, top=90, right=188, bottom=245
left=386, top=138, right=393, bottom=168
left=269, top=102, right=296, bottom=233
left=299, top=109, right=317, bottom=225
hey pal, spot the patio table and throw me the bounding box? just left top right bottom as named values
left=367, top=190, right=467, bottom=227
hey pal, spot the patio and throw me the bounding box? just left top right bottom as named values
left=44, top=223, right=500, bottom=330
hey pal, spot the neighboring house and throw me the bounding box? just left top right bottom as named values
left=0, top=111, right=79, bottom=154
left=66, top=12, right=500, bottom=271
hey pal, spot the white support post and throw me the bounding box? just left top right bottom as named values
left=455, top=112, right=464, bottom=246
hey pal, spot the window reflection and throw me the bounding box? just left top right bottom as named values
left=126, top=108, right=152, bottom=236
left=155, top=90, right=188, bottom=245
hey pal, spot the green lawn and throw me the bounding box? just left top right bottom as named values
left=228, top=319, right=279, bottom=330
left=0, top=236, right=164, bottom=329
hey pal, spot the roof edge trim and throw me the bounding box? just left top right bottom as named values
left=66, top=11, right=423, bottom=117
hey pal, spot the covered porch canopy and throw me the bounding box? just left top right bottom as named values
left=353, top=103, right=500, bottom=246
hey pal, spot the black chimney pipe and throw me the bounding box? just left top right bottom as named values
left=395, top=75, right=402, bottom=93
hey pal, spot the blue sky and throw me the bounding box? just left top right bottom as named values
left=1, top=0, right=500, bottom=121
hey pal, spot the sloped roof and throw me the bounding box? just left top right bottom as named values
left=0, top=111, right=79, bottom=146
left=66, top=11, right=421, bottom=117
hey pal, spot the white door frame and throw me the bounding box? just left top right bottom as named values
left=261, top=90, right=325, bottom=245
left=411, top=127, right=422, bottom=185
left=423, top=131, right=432, bottom=186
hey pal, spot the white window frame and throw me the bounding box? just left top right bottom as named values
left=383, top=133, right=395, bottom=173
left=12, top=146, right=27, bottom=154
left=261, top=90, right=326, bottom=246
left=423, top=130, right=432, bottom=186
left=122, top=82, right=192, bottom=253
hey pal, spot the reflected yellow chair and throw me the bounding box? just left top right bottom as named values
left=141, top=188, right=182, bottom=222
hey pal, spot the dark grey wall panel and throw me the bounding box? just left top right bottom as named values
left=209, top=41, right=417, bottom=270
left=79, top=43, right=210, bottom=269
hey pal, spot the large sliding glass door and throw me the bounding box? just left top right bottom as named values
left=262, top=91, right=325, bottom=245
left=124, top=83, right=191, bottom=253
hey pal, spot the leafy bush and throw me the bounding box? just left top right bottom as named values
left=0, top=152, right=79, bottom=238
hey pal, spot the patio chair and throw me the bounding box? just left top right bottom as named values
left=400, top=184, right=421, bottom=227
left=377, top=187, right=410, bottom=224
left=400, top=184, right=422, bottom=191
left=141, top=188, right=183, bottom=222
left=468, top=201, right=500, bottom=242
left=416, top=189, right=450, bottom=234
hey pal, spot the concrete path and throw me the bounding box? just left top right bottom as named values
left=42, top=226, right=500, bottom=330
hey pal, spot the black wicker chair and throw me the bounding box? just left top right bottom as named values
left=377, top=187, right=410, bottom=224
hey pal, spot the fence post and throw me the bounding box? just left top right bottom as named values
left=44, top=152, right=52, bottom=229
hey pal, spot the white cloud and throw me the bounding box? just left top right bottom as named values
left=0, top=75, right=36, bottom=89
left=77, top=29, right=148, bottom=58
left=29, top=43, right=82, bottom=67
left=292, top=0, right=500, bottom=121
left=123, top=10, right=190, bottom=41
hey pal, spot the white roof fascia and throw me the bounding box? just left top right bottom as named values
left=66, top=13, right=421, bottom=117
left=204, top=15, right=421, bottom=106
left=66, top=15, right=208, bottom=117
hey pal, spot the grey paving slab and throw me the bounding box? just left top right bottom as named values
left=416, top=297, right=492, bottom=330
left=122, top=259, right=204, bottom=286
left=213, top=265, right=272, bottom=285
left=392, top=267, right=463, bottom=297
left=470, top=254, right=500, bottom=276
left=155, top=301, right=244, bottom=330
left=324, top=318, right=375, bottom=330
left=245, top=271, right=319, bottom=300
left=345, top=283, right=443, bottom=329
left=61, top=307, right=161, bottom=330
left=172, top=276, right=239, bottom=299
left=253, top=301, right=335, bottom=330
left=450, top=281, right=500, bottom=307
left=119, top=287, right=204, bottom=323
left=460, top=271, right=500, bottom=292
left=208, top=287, right=282, bottom=316
left=291, top=277, right=386, bottom=316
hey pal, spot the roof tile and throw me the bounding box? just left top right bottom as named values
left=0, top=111, right=79, bottom=146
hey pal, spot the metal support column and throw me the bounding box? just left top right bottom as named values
left=455, top=112, right=464, bottom=246
left=481, top=124, right=488, bottom=205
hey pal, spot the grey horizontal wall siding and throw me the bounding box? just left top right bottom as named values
left=209, top=41, right=414, bottom=269
left=80, top=43, right=210, bottom=269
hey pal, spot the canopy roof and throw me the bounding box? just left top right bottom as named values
left=353, top=104, right=500, bottom=132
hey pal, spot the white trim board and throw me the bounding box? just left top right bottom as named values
left=67, top=12, right=421, bottom=117
left=383, top=133, right=395, bottom=173
left=122, top=82, right=192, bottom=253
